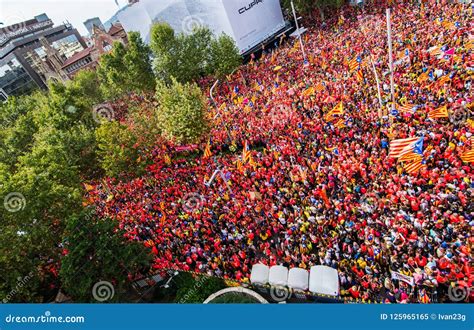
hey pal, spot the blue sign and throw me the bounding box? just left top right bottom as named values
left=0, top=304, right=471, bottom=330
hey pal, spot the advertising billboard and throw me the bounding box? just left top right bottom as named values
left=221, top=0, right=286, bottom=54
left=117, top=0, right=286, bottom=54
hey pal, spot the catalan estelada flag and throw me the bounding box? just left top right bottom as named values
left=242, top=140, right=251, bottom=163
left=203, top=140, right=212, bottom=159
left=324, top=102, right=344, bottom=121
left=399, top=152, right=422, bottom=163
left=428, top=105, right=449, bottom=119
left=334, top=118, right=346, bottom=129
left=460, top=150, right=474, bottom=163
left=348, top=56, right=360, bottom=72
left=388, top=137, right=421, bottom=158
left=404, top=158, right=427, bottom=174
left=398, top=103, right=416, bottom=114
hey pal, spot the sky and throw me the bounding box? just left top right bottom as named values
left=0, top=0, right=129, bottom=35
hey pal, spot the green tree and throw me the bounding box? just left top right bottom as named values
left=95, top=120, right=143, bottom=177
left=97, top=32, right=154, bottom=99
left=60, top=209, right=152, bottom=302
left=150, top=23, right=240, bottom=83
left=0, top=67, right=104, bottom=302
left=282, top=0, right=345, bottom=20
left=124, top=32, right=156, bottom=92
left=151, top=24, right=212, bottom=84
left=209, top=33, right=241, bottom=78
left=155, top=78, right=209, bottom=144
left=174, top=273, right=226, bottom=303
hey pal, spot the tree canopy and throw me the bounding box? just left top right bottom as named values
left=150, top=22, right=241, bottom=83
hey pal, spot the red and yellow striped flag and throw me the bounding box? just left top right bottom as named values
left=460, top=150, right=474, bottom=163
left=404, top=159, right=426, bottom=174
left=334, top=118, right=346, bottom=129
left=324, top=102, right=344, bottom=121
left=203, top=141, right=212, bottom=159
left=428, top=105, right=449, bottom=119
left=242, top=140, right=251, bottom=163
left=399, top=152, right=422, bottom=163
left=348, top=57, right=359, bottom=72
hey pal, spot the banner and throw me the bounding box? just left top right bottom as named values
left=391, top=271, right=415, bottom=286
left=221, top=0, right=286, bottom=54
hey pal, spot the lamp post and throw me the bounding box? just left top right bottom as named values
left=291, top=1, right=307, bottom=64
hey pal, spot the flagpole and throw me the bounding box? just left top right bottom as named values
left=369, top=55, right=384, bottom=119
left=291, top=0, right=307, bottom=64
left=386, top=8, right=396, bottom=116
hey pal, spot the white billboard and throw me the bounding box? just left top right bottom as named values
left=117, top=0, right=286, bottom=54
left=221, top=0, right=286, bottom=54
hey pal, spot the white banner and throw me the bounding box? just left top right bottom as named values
left=391, top=271, right=415, bottom=286
left=221, top=0, right=286, bottom=54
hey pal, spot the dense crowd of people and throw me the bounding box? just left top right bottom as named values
left=87, top=0, right=473, bottom=303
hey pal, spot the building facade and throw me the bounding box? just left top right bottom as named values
left=0, top=14, right=87, bottom=100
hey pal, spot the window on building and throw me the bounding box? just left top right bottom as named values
left=51, top=34, right=84, bottom=59
left=0, top=56, right=38, bottom=97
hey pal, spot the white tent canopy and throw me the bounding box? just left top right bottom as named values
left=268, top=265, right=288, bottom=286
left=250, top=264, right=270, bottom=285
left=309, top=266, right=339, bottom=296
left=287, top=268, right=309, bottom=291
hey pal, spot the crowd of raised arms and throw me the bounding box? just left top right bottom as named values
left=86, top=0, right=473, bottom=303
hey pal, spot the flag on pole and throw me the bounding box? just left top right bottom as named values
left=428, top=105, right=449, bottom=119
left=203, top=140, right=212, bottom=159
left=356, top=69, right=364, bottom=82
left=398, top=103, right=416, bottom=114
left=242, top=140, right=251, bottom=163
left=388, top=137, right=421, bottom=158
left=348, top=57, right=359, bottom=72
left=235, top=159, right=244, bottom=172
left=324, top=102, right=344, bottom=121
